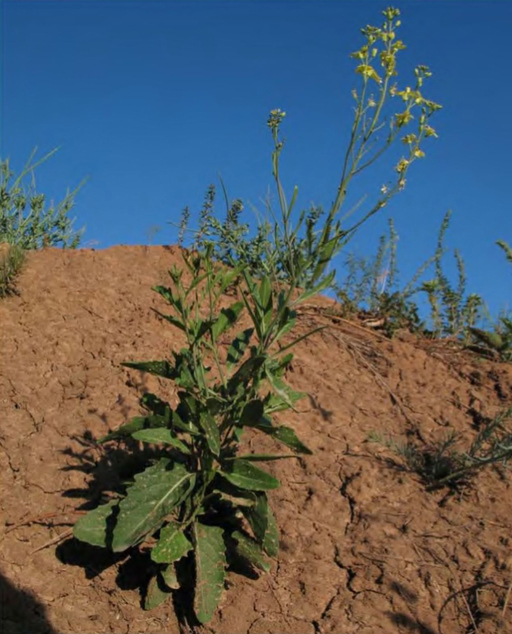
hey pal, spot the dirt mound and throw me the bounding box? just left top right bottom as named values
left=1, top=246, right=511, bottom=634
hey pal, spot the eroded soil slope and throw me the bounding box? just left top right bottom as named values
left=1, top=246, right=511, bottom=634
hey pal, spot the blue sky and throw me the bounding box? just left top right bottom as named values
left=2, top=0, right=511, bottom=318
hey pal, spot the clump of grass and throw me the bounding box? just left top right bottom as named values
left=371, top=409, right=512, bottom=490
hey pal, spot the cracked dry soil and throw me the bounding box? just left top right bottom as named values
left=0, top=246, right=511, bottom=634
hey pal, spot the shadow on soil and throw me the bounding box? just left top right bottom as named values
left=0, top=571, right=60, bottom=634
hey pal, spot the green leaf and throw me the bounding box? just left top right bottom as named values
left=184, top=271, right=209, bottom=297
left=98, top=416, right=147, bottom=443
left=262, top=503, right=279, bottom=557
left=112, top=460, right=195, bottom=552
left=172, top=351, right=196, bottom=389
left=171, top=409, right=200, bottom=436
left=268, top=425, right=312, bottom=455
left=213, top=486, right=257, bottom=508
left=227, top=328, right=254, bottom=369
left=215, top=263, right=245, bottom=298
left=131, top=428, right=191, bottom=454
left=220, top=460, right=280, bottom=491
left=258, top=276, right=272, bottom=328
left=311, top=236, right=338, bottom=285
left=199, top=411, right=220, bottom=456
left=243, top=494, right=279, bottom=557
left=234, top=454, right=299, bottom=462
left=275, top=326, right=327, bottom=356
left=161, top=564, right=180, bottom=590
left=140, top=392, right=169, bottom=416
left=121, top=360, right=177, bottom=380
left=193, top=522, right=226, bottom=624
left=227, top=354, right=266, bottom=393
left=269, top=353, right=293, bottom=376
left=73, top=500, right=118, bottom=547
left=231, top=530, right=270, bottom=573
left=152, top=309, right=186, bottom=332
left=211, top=301, right=244, bottom=339
left=144, top=574, right=171, bottom=610
left=296, top=270, right=336, bottom=303
left=99, top=413, right=171, bottom=444
left=240, top=399, right=264, bottom=426
left=264, top=370, right=305, bottom=410
left=151, top=523, right=193, bottom=564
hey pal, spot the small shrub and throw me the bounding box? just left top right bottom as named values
left=468, top=240, right=512, bottom=361
left=335, top=218, right=430, bottom=336
left=0, top=148, right=85, bottom=250
left=0, top=243, right=25, bottom=298
left=420, top=210, right=483, bottom=341
left=0, top=148, right=85, bottom=296
left=372, top=408, right=512, bottom=490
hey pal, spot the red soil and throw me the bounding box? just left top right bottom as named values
left=1, top=245, right=511, bottom=634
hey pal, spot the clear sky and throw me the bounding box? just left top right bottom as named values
left=1, top=0, right=511, bottom=317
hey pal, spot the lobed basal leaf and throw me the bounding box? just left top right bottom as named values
left=73, top=499, right=118, bottom=547
left=112, top=459, right=195, bottom=552
left=151, top=523, right=193, bottom=564
left=193, top=522, right=226, bottom=624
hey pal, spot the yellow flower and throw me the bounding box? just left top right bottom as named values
left=395, top=110, right=413, bottom=127
left=413, top=149, right=425, bottom=158
left=395, top=158, right=409, bottom=173
left=355, top=64, right=382, bottom=84
left=401, top=133, right=417, bottom=145
left=423, top=124, right=438, bottom=138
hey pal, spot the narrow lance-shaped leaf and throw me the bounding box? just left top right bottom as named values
left=265, top=369, right=305, bottom=410
left=226, top=328, right=253, bottom=369
left=131, top=428, right=191, bottom=455
left=231, top=530, right=270, bottom=573
left=211, top=301, right=244, bottom=340
left=121, top=360, right=178, bottom=380
left=220, top=459, right=280, bottom=491
left=296, top=270, right=336, bottom=304
left=233, top=453, right=299, bottom=462
left=254, top=416, right=312, bottom=455
left=199, top=411, right=220, bottom=456
left=243, top=493, right=279, bottom=557
left=98, top=414, right=166, bottom=444
left=213, top=488, right=257, bottom=508
left=193, top=522, right=226, bottom=624
left=152, top=309, right=186, bottom=332
left=112, top=460, right=195, bottom=552
left=269, top=425, right=312, bottom=455
left=258, top=276, right=272, bottom=328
